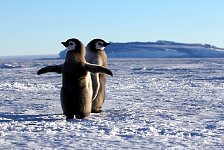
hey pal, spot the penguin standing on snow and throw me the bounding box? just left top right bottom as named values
left=85, top=39, right=110, bottom=113
left=37, top=38, right=112, bottom=113
left=38, top=38, right=113, bottom=119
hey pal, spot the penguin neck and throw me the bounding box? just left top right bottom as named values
left=65, top=50, right=85, bottom=63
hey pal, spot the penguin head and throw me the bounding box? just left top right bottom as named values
left=88, top=39, right=110, bottom=51
left=62, top=38, right=85, bottom=61
left=61, top=38, right=83, bottom=52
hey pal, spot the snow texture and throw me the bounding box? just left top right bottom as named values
left=0, top=58, right=224, bottom=149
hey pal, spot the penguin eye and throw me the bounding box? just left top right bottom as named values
left=69, top=43, right=74, bottom=46
left=98, top=42, right=103, bottom=46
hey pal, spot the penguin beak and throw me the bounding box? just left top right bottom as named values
left=104, top=42, right=110, bottom=47
left=61, top=42, right=68, bottom=47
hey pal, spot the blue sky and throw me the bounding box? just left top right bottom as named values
left=0, top=0, right=223, bottom=56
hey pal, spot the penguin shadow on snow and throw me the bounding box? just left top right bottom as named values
left=0, top=112, right=63, bottom=123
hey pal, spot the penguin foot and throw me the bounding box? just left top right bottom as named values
left=66, top=115, right=74, bottom=120
left=75, top=115, right=84, bottom=119
left=91, top=110, right=103, bottom=113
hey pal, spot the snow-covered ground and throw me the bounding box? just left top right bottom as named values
left=0, top=58, right=224, bottom=149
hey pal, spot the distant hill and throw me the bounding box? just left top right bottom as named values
left=59, top=40, right=224, bottom=58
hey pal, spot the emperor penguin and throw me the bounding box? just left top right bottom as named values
left=38, top=38, right=113, bottom=119
left=85, top=39, right=110, bottom=113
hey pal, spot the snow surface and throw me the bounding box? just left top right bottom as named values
left=0, top=58, right=224, bottom=149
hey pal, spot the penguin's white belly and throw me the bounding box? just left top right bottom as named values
left=85, top=72, right=93, bottom=99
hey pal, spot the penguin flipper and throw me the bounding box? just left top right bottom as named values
left=85, top=63, right=113, bottom=76
left=37, top=64, right=63, bottom=75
